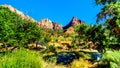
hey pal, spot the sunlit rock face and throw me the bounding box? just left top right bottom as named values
left=64, top=27, right=75, bottom=34
left=38, top=18, right=63, bottom=29
left=38, top=18, right=53, bottom=29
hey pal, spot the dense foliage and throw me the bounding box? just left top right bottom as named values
left=73, top=0, right=120, bottom=53
left=0, top=6, right=42, bottom=49
left=96, top=0, right=120, bottom=35
left=100, top=50, right=120, bottom=68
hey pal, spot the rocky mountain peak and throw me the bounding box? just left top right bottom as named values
left=38, top=18, right=63, bottom=29
left=38, top=18, right=53, bottom=29
left=63, top=17, right=83, bottom=29
left=63, top=17, right=83, bottom=34
left=72, top=17, right=82, bottom=26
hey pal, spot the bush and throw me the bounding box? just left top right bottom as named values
left=42, top=45, right=57, bottom=54
left=100, top=50, right=120, bottom=68
left=44, top=36, right=51, bottom=43
left=0, top=48, right=43, bottom=68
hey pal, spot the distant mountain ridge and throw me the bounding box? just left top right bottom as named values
left=37, top=17, right=84, bottom=30
left=1, top=4, right=84, bottom=33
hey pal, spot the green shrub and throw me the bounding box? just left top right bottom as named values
left=0, top=48, right=43, bottom=68
left=44, top=36, right=51, bottom=43
left=42, top=45, right=57, bottom=54
left=100, top=50, right=120, bottom=68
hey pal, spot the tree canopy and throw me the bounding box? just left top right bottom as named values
left=95, top=0, right=119, bottom=5
left=0, top=6, right=42, bottom=48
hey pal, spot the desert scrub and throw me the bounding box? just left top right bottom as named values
left=0, top=48, right=43, bottom=68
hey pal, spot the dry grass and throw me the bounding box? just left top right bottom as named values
left=71, top=58, right=91, bottom=68
left=43, top=62, right=67, bottom=68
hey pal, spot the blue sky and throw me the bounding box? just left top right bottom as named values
left=0, top=0, right=102, bottom=26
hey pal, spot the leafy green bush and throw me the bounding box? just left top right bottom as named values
left=100, top=50, right=120, bottom=68
left=0, top=48, right=43, bottom=68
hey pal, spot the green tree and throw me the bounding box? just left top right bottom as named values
left=95, top=0, right=119, bottom=5
left=0, top=6, right=21, bottom=49
left=75, top=23, right=117, bottom=53
left=95, top=0, right=120, bottom=51
left=0, top=6, right=42, bottom=49
left=96, top=0, right=120, bottom=34
left=16, top=19, right=42, bottom=47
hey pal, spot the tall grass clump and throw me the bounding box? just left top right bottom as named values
left=0, top=48, right=43, bottom=68
left=71, top=58, right=91, bottom=68
left=100, top=50, right=120, bottom=68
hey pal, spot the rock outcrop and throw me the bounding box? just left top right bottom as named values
left=37, top=17, right=84, bottom=31
left=63, top=17, right=83, bottom=34
left=64, top=27, right=75, bottom=34
left=53, top=22, right=63, bottom=30
left=38, top=18, right=63, bottom=29
left=63, top=17, right=83, bottom=29
left=38, top=18, right=53, bottom=29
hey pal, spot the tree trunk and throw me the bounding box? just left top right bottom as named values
left=36, top=41, right=38, bottom=48
left=3, top=43, right=8, bottom=51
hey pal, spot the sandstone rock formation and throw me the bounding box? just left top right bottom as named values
left=53, top=22, right=63, bottom=30
left=38, top=18, right=53, bottom=29
left=64, top=17, right=83, bottom=34
left=37, top=17, right=83, bottom=31
left=38, top=18, right=63, bottom=29
left=64, top=27, right=75, bottom=34
left=63, top=17, right=83, bottom=29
